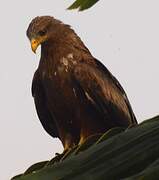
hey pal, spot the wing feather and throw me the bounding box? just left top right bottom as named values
left=95, top=59, right=137, bottom=124
left=73, top=60, right=137, bottom=127
left=32, top=70, right=59, bottom=138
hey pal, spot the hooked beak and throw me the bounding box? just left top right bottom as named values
left=31, top=38, right=40, bottom=53
left=30, top=35, right=47, bottom=54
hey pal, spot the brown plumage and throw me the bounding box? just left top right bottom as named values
left=26, top=16, right=137, bottom=150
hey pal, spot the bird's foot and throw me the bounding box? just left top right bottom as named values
left=60, top=146, right=78, bottom=161
left=74, top=134, right=102, bottom=154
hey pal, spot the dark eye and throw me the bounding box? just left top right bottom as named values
left=38, top=30, right=46, bottom=36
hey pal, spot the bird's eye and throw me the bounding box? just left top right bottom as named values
left=38, top=30, right=46, bottom=36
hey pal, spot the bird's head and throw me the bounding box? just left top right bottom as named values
left=26, top=16, right=64, bottom=53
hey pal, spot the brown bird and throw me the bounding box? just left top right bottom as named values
left=26, top=16, right=137, bottom=151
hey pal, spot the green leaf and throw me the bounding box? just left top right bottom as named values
left=12, top=116, right=159, bottom=180
left=95, top=127, right=125, bottom=144
left=68, top=0, right=99, bottom=11
left=79, top=0, right=99, bottom=11
left=11, top=174, right=23, bottom=180
left=68, top=0, right=84, bottom=10
left=124, top=158, right=159, bottom=180
left=140, top=115, right=159, bottom=125
left=24, top=161, right=48, bottom=175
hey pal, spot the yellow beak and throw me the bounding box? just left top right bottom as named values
left=31, top=38, right=40, bottom=53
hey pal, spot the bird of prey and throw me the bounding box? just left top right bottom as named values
left=26, top=16, right=137, bottom=151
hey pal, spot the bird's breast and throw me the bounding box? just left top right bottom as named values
left=39, top=53, right=81, bottom=123
left=41, top=62, right=79, bottom=112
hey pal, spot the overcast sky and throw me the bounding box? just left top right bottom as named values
left=1, top=0, right=159, bottom=179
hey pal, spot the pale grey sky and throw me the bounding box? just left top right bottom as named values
left=1, top=0, right=159, bottom=179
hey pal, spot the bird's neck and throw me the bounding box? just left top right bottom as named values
left=39, top=31, right=92, bottom=67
